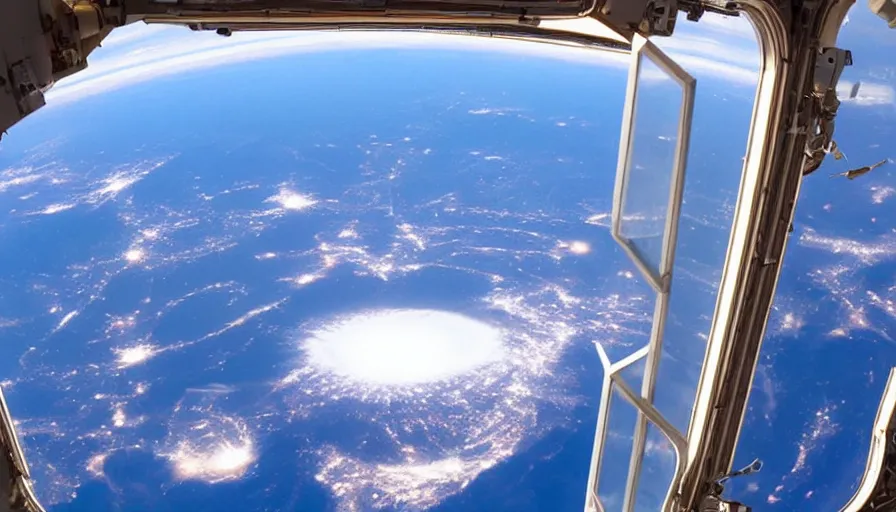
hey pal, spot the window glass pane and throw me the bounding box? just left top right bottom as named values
left=596, top=385, right=640, bottom=511
left=633, top=422, right=678, bottom=511
left=617, top=51, right=684, bottom=279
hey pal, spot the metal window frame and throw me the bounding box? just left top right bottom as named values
left=840, top=368, right=896, bottom=512
left=675, top=2, right=863, bottom=509
left=587, top=32, right=695, bottom=512
left=0, top=386, right=45, bottom=512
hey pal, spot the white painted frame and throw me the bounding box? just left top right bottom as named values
left=586, top=32, right=695, bottom=512
left=585, top=345, right=688, bottom=512
left=611, top=33, right=695, bottom=294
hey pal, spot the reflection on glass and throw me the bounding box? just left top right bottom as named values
left=633, top=422, right=677, bottom=511
left=618, top=51, right=683, bottom=279
left=651, top=345, right=704, bottom=434
left=597, top=386, right=639, bottom=511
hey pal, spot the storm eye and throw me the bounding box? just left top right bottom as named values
left=303, top=309, right=506, bottom=386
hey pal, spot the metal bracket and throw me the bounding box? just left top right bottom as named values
left=693, top=459, right=762, bottom=511
left=802, top=47, right=852, bottom=176
left=595, top=0, right=679, bottom=37
left=699, top=494, right=752, bottom=512
left=679, top=1, right=739, bottom=23
left=814, top=47, right=852, bottom=93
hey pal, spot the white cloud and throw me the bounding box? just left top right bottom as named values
left=661, top=50, right=758, bottom=86
left=657, top=33, right=757, bottom=66
left=837, top=80, right=896, bottom=106
left=650, top=13, right=759, bottom=86
left=690, top=13, right=757, bottom=40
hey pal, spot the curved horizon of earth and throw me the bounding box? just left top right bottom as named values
left=0, top=9, right=892, bottom=512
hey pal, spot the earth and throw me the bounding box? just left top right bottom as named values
left=0, top=6, right=893, bottom=512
